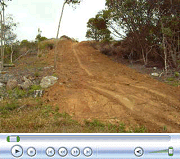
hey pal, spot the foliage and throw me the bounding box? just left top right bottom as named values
left=3, top=14, right=18, bottom=44
left=20, top=39, right=37, bottom=50
left=35, top=28, right=47, bottom=42
left=39, top=40, right=54, bottom=50
left=103, top=0, right=180, bottom=68
left=65, top=0, right=82, bottom=7
left=86, top=12, right=112, bottom=41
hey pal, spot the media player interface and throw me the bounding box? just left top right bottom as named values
left=0, top=133, right=180, bottom=158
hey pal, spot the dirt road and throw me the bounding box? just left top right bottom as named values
left=43, top=40, right=180, bottom=132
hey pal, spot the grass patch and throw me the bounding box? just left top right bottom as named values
left=0, top=100, right=19, bottom=114
left=7, top=87, right=27, bottom=99
left=0, top=97, right=149, bottom=133
left=28, top=85, right=42, bottom=95
left=163, top=125, right=167, bottom=131
left=166, top=80, right=180, bottom=87
left=167, top=77, right=175, bottom=81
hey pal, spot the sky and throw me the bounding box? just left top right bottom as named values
left=5, top=0, right=106, bottom=42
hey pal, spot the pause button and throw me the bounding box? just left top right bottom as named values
left=71, top=147, right=80, bottom=157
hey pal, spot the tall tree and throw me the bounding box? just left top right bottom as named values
left=86, top=13, right=112, bottom=41
left=105, top=0, right=180, bottom=68
left=54, top=0, right=82, bottom=69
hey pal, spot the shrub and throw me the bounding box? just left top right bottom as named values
left=34, top=72, right=40, bottom=77
left=174, top=72, right=179, bottom=77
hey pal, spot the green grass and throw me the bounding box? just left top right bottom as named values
left=7, top=87, right=27, bottom=99
left=163, top=125, right=167, bottom=131
left=34, top=72, right=40, bottom=77
left=167, top=77, right=175, bottom=81
left=28, top=85, right=42, bottom=95
left=0, top=97, right=148, bottom=133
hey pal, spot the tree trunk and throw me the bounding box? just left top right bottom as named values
left=163, top=34, right=168, bottom=74
left=10, top=44, right=13, bottom=63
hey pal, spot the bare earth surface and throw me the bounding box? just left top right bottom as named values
left=43, top=40, right=180, bottom=133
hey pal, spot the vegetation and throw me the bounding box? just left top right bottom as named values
left=0, top=96, right=148, bottom=133
left=86, top=0, right=180, bottom=71
left=86, top=12, right=112, bottom=41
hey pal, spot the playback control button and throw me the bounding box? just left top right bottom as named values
left=71, top=147, right=80, bottom=157
left=46, top=147, right=55, bottom=157
left=27, top=147, right=36, bottom=157
left=11, top=145, right=23, bottom=157
left=84, top=147, right=92, bottom=157
left=134, top=147, right=144, bottom=157
left=59, top=147, right=68, bottom=157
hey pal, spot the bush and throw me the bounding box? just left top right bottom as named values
left=39, top=40, right=55, bottom=51
left=174, top=72, right=179, bottom=77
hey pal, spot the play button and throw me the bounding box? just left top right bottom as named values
left=11, top=145, right=23, bottom=157
left=134, top=147, right=144, bottom=157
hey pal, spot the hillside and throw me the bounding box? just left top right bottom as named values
left=0, top=38, right=179, bottom=133
left=42, top=39, right=180, bottom=132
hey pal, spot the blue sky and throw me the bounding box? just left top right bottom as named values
left=5, top=0, right=106, bottom=42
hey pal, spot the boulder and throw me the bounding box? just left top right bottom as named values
left=6, top=79, right=18, bottom=90
left=19, top=76, right=33, bottom=90
left=151, top=73, right=159, bottom=77
left=40, top=76, right=58, bottom=88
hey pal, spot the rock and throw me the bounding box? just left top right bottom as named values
left=151, top=73, right=159, bottom=77
left=0, top=96, right=3, bottom=101
left=19, top=76, right=33, bottom=90
left=0, top=74, right=14, bottom=83
left=153, top=67, right=157, bottom=70
left=44, top=66, right=54, bottom=70
left=40, top=76, right=58, bottom=88
left=6, top=79, right=18, bottom=90
left=0, top=82, right=4, bottom=88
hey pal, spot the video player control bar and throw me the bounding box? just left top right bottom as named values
left=0, top=133, right=179, bottom=159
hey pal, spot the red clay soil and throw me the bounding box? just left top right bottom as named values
left=43, top=40, right=180, bottom=133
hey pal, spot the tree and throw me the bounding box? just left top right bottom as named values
left=3, top=14, right=17, bottom=44
left=54, top=0, right=82, bottom=69
left=35, top=28, right=47, bottom=42
left=86, top=13, right=112, bottom=41
left=105, top=0, right=180, bottom=69
left=3, top=14, right=18, bottom=64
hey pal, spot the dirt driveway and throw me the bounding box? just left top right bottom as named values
left=43, top=40, right=180, bottom=132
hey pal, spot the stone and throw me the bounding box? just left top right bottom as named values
left=0, top=82, right=4, bottom=88
left=44, top=66, right=54, bottom=70
left=19, top=76, right=33, bottom=90
left=0, top=96, right=3, bottom=101
left=151, top=73, right=159, bottom=77
left=6, top=79, right=18, bottom=90
left=40, top=76, right=58, bottom=88
left=0, top=74, right=14, bottom=83
left=153, top=67, right=157, bottom=70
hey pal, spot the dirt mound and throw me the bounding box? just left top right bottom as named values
left=43, top=40, right=180, bottom=132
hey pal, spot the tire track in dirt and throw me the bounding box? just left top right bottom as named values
left=81, top=82, right=179, bottom=132
left=71, top=42, right=180, bottom=132
left=72, top=43, right=93, bottom=76
left=44, top=40, right=180, bottom=132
